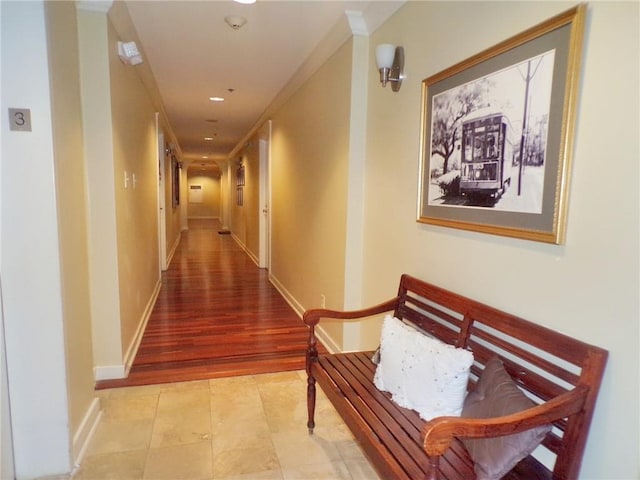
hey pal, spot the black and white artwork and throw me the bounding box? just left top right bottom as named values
left=427, top=50, right=555, bottom=213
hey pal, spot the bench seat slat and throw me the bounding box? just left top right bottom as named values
left=332, top=353, right=423, bottom=442
left=314, top=352, right=476, bottom=480
left=317, top=354, right=427, bottom=479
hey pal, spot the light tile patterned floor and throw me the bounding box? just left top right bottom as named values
left=74, top=371, right=381, bottom=480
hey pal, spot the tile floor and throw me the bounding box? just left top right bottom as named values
left=73, top=371, right=381, bottom=480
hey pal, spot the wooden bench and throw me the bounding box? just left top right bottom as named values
left=304, top=274, right=607, bottom=480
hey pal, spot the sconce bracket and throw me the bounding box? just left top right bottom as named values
left=389, top=46, right=404, bottom=92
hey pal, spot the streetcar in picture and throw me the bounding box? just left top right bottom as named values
left=460, top=108, right=514, bottom=202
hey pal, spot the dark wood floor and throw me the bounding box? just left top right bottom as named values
left=96, top=219, right=321, bottom=389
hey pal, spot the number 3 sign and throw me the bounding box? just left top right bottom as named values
left=9, top=108, right=31, bottom=131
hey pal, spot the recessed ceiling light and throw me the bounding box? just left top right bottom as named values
left=202, top=155, right=209, bottom=159
left=209, top=96, right=224, bottom=102
left=233, top=0, right=255, bottom=4
left=204, top=137, right=214, bottom=141
left=224, top=15, right=247, bottom=30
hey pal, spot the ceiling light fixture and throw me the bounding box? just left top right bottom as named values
left=204, top=137, right=214, bottom=141
left=233, top=0, right=256, bottom=4
left=224, top=15, right=247, bottom=30
left=375, top=44, right=404, bottom=92
left=209, top=96, right=225, bottom=102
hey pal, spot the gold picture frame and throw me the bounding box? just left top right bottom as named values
left=417, top=4, right=586, bottom=244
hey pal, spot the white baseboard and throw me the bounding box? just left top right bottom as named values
left=124, top=279, right=162, bottom=375
left=315, top=325, right=340, bottom=354
left=72, top=398, right=102, bottom=468
left=94, top=364, right=126, bottom=381
left=94, top=278, right=162, bottom=381
left=268, top=273, right=305, bottom=317
left=230, top=233, right=260, bottom=267
left=166, top=231, right=181, bottom=267
left=268, top=273, right=340, bottom=354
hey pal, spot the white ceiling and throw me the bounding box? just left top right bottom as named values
left=116, top=0, right=403, bottom=170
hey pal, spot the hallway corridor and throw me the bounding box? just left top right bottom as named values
left=73, top=221, right=380, bottom=479
left=97, top=219, right=321, bottom=389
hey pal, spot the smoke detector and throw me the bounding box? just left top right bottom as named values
left=224, top=15, right=247, bottom=30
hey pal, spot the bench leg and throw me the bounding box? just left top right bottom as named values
left=306, top=372, right=316, bottom=434
left=305, top=326, right=319, bottom=435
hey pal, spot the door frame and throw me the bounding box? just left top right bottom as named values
left=156, top=114, right=168, bottom=272
left=258, top=120, right=272, bottom=270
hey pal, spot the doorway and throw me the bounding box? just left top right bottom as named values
left=156, top=115, right=168, bottom=272
left=258, top=120, right=271, bottom=270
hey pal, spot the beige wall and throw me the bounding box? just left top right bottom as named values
left=188, top=172, right=221, bottom=219
left=269, top=39, right=352, bottom=340
left=108, top=20, right=161, bottom=357
left=45, top=0, right=96, bottom=457
left=77, top=8, right=123, bottom=373
left=229, top=137, right=260, bottom=259
left=362, top=2, right=638, bottom=478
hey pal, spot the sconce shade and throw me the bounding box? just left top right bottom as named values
left=375, top=44, right=404, bottom=92
left=375, top=44, right=396, bottom=69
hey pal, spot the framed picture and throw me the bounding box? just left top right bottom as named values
left=417, top=5, right=585, bottom=244
left=236, top=186, right=244, bottom=206
left=236, top=164, right=245, bottom=186
left=171, top=155, right=180, bottom=208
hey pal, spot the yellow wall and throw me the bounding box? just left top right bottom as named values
left=229, top=137, right=260, bottom=260
left=269, top=39, right=352, bottom=340
left=45, top=0, right=95, bottom=452
left=77, top=7, right=123, bottom=372
left=362, top=2, right=638, bottom=478
left=108, top=20, right=161, bottom=357
left=187, top=172, right=221, bottom=219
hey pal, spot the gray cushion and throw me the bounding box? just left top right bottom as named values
left=461, top=356, right=552, bottom=480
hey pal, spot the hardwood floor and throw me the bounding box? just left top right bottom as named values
left=96, top=219, right=322, bottom=389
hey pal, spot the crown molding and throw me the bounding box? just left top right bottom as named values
left=75, top=1, right=113, bottom=14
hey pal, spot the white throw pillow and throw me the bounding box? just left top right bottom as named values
left=373, top=315, right=473, bottom=421
left=373, top=314, right=416, bottom=406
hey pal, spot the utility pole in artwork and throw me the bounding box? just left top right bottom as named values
left=517, top=60, right=531, bottom=196
left=516, top=56, right=545, bottom=196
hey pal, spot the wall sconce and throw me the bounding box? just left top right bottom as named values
left=117, top=41, right=143, bottom=66
left=375, top=44, right=404, bottom=92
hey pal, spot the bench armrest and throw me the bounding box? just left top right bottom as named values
left=303, top=297, right=400, bottom=327
left=422, top=385, right=588, bottom=456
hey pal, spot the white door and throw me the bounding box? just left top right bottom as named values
left=258, top=121, right=272, bottom=270
left=156, top=116, right=168, bottom=271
